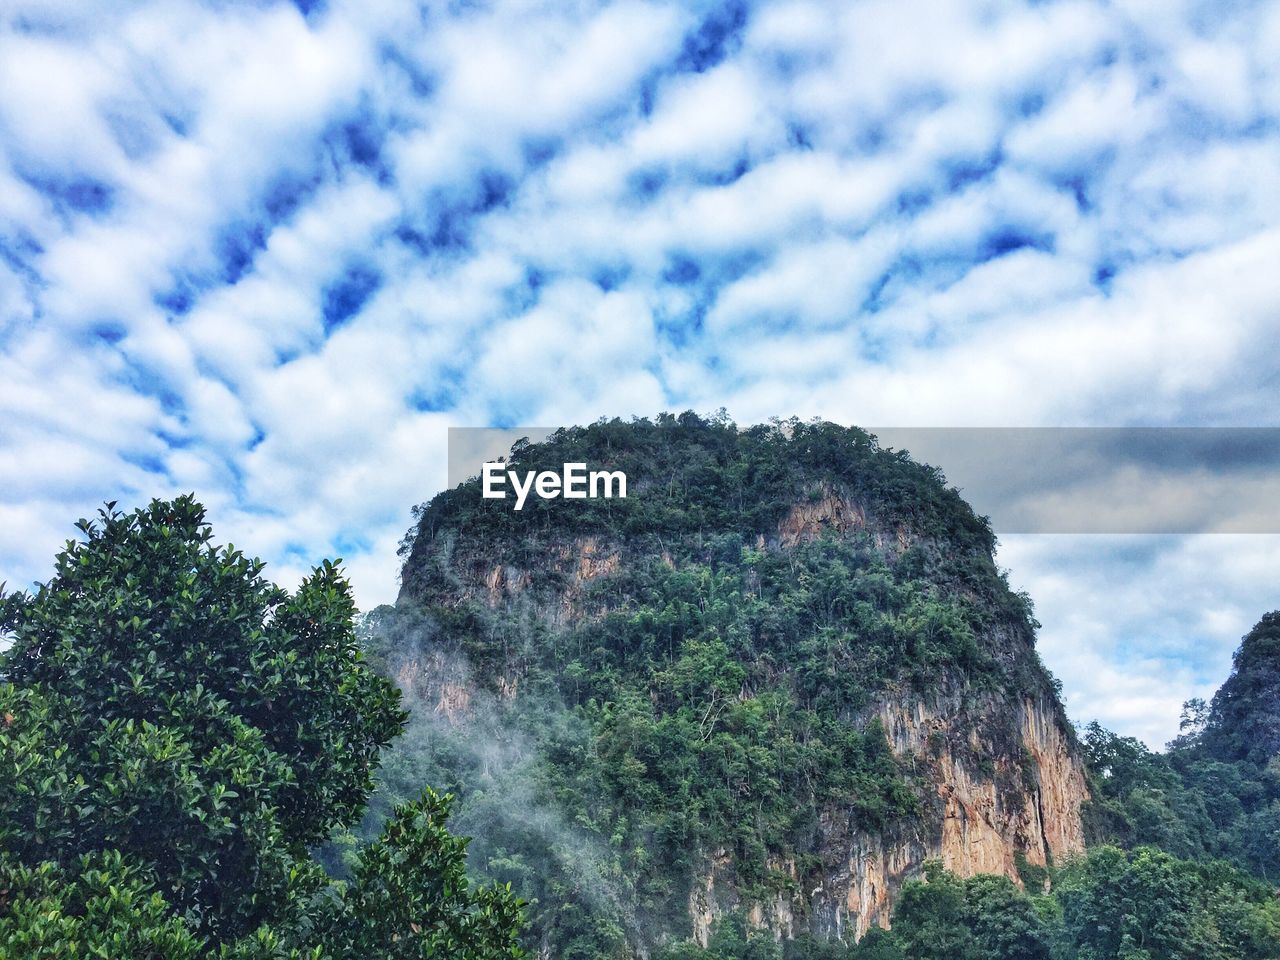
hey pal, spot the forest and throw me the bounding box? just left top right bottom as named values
left=1, top=415, right=1277, bottom=959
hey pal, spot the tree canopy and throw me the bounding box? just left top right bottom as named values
left=0, top=496, right=524, bottom=959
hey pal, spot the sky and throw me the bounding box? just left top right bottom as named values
left=2, top=0, right=1278, bottom=748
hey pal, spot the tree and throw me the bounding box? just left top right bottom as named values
left=0, top=496, right=524, bottom=958
left=890, top=863, right=1049, bottom=960
left=849, top=927, right=903, bottom=960
left=314, top=790, right=526, bottom=959
left=1054, top=846, right=1262, bottom=960
left=1168, top=698, right=1209, bottom=750
left=0, top=850, right=204, bottom=960
left=891, top=863, right=978, bottom=960
left=961, top=874, right=1051, bottom=960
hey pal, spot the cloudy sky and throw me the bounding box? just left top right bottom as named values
left=2, top=0, right=1278, bottom=747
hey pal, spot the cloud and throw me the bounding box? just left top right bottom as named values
left=998, top=533, right=1280, bottom=748
left=2, top=0, right=1279, bottom=745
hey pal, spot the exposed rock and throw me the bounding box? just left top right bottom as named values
left=572, top=536, right=620, bottom=581
left=435, top=681, right=473, bottom=724
left=688, top=693, right=1088, bottom=943
left=396, top=470, right=1090, bottom=950
left=484, top=563, right=530, bottom=605
left=779, top=485, right=867, bottom=547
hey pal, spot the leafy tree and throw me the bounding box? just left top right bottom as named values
left=848, top=927, right=902, bottom=960
left=1081, top=617, right=1280, bottom=881
left=655, top=913, right=782, bottom=960
left=1166, top=697, right=1209, bottom=751
left=1055, top=845, right=1277, bottom=960
left=892, top=864, right=978, bottom=960
left=962, top=874, right=1052, bottom=960
left=782, top=932, right=855, bottom=960
left=312, top=790, right=526, bottom=959
left=706, top=912, right=783, bottom=960
left=890, top=863, right=1050, bottom=960
left=0, top=850, right=203, bottom=960
left=0, top=497, right=524, bottom=958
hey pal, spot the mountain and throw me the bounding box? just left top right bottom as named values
left=364, top=414, right=1091, bottom=958
left=1200, top=612, right=1280, bottom=769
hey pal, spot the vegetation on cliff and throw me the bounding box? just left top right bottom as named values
left=401, top=413, right=995, bottom=559
left=652, top=847, right=1280, bottom=960
left=361, top=415, right=1078, bottom=957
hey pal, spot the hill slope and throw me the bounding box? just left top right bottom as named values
left=376, top=415, right=1088, bottom=957
left=1201, top=612, right=1280, bottom=769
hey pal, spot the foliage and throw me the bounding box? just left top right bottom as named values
left=0, top=497, right=524, bottom=958
left=1050, top=613, right=1280, bottom=958
left=653, top=852, right=1279, bottom=960
left=1199, top=612, right=1280, bottom=768
left=1055, top=846, right=1280, bottom=960
left=655, top=912, right=792, bottom=960
left=400, top=415, right=998, bottom=587
left=311, top=790, right=526, bottom=960
left=1079, top=613, right=1280, bottom=882
left=891, top=864, right=1051, bottom=960
left=0, top=850, right=203, bottom=960
left=847, top=928, right=903, bottom=960
left=361, top=413, right=1071, bottom=957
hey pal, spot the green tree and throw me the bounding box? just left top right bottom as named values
left=312, top=789, right=526, bottom=959
left=891, top=863, right=978, bottom=960
left=1052, top=845, right=1280, bottom=960
left=1201, top=613, right=1280, bottom=768
left=0, top=850, right=203, bottom=960
left=848, top=928, right=902, bottom=960
left=889, top=863, right=1050, bottom=960
left=0, top=496, right=524, bottom=958
left=961, top=874, right=1051, bottom=960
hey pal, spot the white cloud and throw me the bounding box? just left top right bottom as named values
left=999, top=533, right=1280, bottom=748
left=631, top=62, right=773, bottom=169
left=2, top=0, right=1279, bottom=747
left=705, top=236, right=894, bottom=336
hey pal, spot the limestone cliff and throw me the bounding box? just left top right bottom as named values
left=399, top=517, right=1088, bottom=947
left=677, top=650, right=1088, bottom=944
left=389, top=416, right=1090, bottom=956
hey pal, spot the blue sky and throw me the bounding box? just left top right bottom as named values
left=1, top=0, right=1278, bottom=746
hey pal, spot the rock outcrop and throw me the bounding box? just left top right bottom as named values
left=683, top=690, right=1088, bottom=944
left=391, top=419, right=1091, bottom=954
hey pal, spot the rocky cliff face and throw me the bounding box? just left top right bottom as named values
left=389, top=418, right=1090, bottom=955
left=834, top=693, right=1085, bottom=939
left=680, top=679, right=1088, bottom=945
left=398, top=503, right=1088, bottom=948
